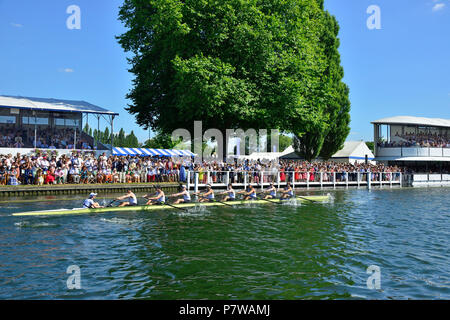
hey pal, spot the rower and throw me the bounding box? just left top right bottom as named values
left=280, top=182, right=294, bottom=199
left=194, top=184, right=214, bottom=202
left=220, top=183, right=236, bottom=202
left=83, top=193, right=104, bottom=209
left=144, top=186, right=165, bottom=205
left=169, top=185, right=191, bottom=204
left=263, top=183, right=277, bottom=199
left=116, top=189, right=138, bottom=207
left=238, top=185, right=257, bottom=201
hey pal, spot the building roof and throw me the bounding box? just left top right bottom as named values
left=248, top=142, right=375, bottom=161
left=371, top=116, right=450, bottom=128
left=0, top=95, right=118, bottom=116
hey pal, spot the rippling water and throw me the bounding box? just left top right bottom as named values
left=0, top=188, right=448, bottom=299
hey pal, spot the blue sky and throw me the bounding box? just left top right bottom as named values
left=0, top=0, right=449, bottom=143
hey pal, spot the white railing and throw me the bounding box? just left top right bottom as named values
left=404, top=173, right=450, bottom=187
left=186, top=171, right=402, bottom=191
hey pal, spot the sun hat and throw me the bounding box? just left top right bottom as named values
left=89, top=193, right=97, bottom=198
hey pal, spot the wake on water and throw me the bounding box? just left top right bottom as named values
left=171, top=204, right=211, bottom=217
left=14, top=221, right=59, bottom=228
left=99, top=217, right=146, bottom=225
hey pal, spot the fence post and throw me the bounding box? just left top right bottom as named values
left=357, top=172, right=360, bottom=188
left=320, top=172, right=323, bottom=189
left=187, top=171, right=191, bottom=190
left=380, top=172, right=382, bottom=188
left=390, top=172, right=393, bottom=188
left=292, top=172, right=295, bottom=191
left=306, top=172, right=310, bottom=190
left=346, top=172, right=349, bottom=189
left=244, top=171, right=248, bottom=190
left=207, top=171, right=210, bottom=185
left=226, top=171, right=230, bottom=186
left=194, top=171, right=199, bottom=193
left=333, top=172, right=336, bottom=189
left=277, top=171, right=280, bottom=189
left=261, top=171, right=265, bottom=191
left=367, top=171, right=371, bottom=190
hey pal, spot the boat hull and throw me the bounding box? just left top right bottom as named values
left=12, top=195, right=330, bottom=216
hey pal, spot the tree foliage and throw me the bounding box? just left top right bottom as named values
left=117, top=0, right=350, bottom=160
left=143, top=131, right=179, bottom=149
left=84, top=124, right=140, bottom=148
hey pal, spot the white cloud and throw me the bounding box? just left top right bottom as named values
left=59, top=68, right=75, bottom=73
left=10, top=23, right=23, bottom=28
left=432, top=3, right=446, bottom=11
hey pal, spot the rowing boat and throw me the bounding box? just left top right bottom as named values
left=11, top=195, right=330, bottom=217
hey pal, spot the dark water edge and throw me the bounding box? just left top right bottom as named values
left=0, top=188, right=448, bottom=300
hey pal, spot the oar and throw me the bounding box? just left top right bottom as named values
left=256, top=192, right=283, bottom=205
left=164, top=201, right=188, bottom=212
left=106, top=199, right=118, bottom=207
left=196, top=194, right=234, bottom=207
left=295, top=193, right=318, bottom=203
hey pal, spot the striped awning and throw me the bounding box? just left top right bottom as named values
left=112, top=147, right=195, bottom=157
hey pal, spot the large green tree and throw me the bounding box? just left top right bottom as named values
left=318, top=9, right=351, bottom=160
left=294, top=3, right=350, bottom=160
left=117, top=0, right=350, bottom=160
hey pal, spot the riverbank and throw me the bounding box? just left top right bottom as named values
left=0, top=182, right=180, bottom=197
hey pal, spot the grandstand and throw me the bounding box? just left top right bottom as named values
left=0, top=95, right=118, bottom=155
left=373, top=116, right=450, bottom=186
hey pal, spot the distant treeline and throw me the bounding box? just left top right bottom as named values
left=83, top=124, right=139, bottom=148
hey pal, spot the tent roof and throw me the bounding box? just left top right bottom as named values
left=0, top=95, right=118, bottom=116
left=239, top=145, right=295, bottom=160
left=332, top=141, right=374, bottom=159
left=112, top=147, right=194, bottom=157
left=371, top=116, right=450, bottom=128
left=279, top=141, right=375, bottom=160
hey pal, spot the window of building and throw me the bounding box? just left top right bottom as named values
left=22, top=117, right=48, bottom=125
left=0, top=116, right=16, bottom=124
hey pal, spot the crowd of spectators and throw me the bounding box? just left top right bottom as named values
left=378, top=132, right=450, bottom=148
left=0, top=128, right=26, bottom=148
left=0, top=152, right=403, bottom=186
left=192, top=160, right=403, bottom=185
left=0, top=126, right=94, bottom=149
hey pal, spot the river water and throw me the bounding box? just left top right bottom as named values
left=0, top=188, right=448, bottom=299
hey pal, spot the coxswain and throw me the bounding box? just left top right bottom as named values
left=83, top=193, right=104, bottom=209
